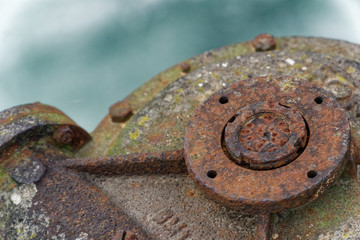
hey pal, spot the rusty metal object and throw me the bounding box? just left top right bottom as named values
left=53, top=125, right=74, bottom=144
left=63, top=149, right=186, bottom=175
left=0, top=102, right=90, bottom=151
left=180, top=63, right=191, bottom=73
left=224, top=101, right=308, bottom=170
left=0, top=103, right=148, bottom=239
left=252, top=33, right=276, bottom=51
left=109, top=99, right=133, bottom=123
left=256, top=214, right=271, bottom=240
left=9, top=157, right=46, bottom=184
left=2, top=36, right=360, bottom=239
left=184, top=76, right=350, bottom=213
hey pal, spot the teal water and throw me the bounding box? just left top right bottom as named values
left=0, top=0, right=359, bottom=131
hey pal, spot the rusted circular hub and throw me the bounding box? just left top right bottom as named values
left=224, top=101, right=308, bottom=170
left=184, top=76, right=350, bottom=214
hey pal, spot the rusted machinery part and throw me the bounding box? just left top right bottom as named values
left=2, top=36, right=360, bottom=239
left=184, top=76, right=350, bottom=239
left=224, top=101, right=308, bottom=170
left=62, top=149, right=186, bottom=175
left=0, top=102, right=91, bottom=185
left=0, top=103, right=148, bottom=239
left=0, top=102, right=90, bottom=151
left=256, top=214, right=272, bottom=240
left=184, top=76, right=350, bottom=214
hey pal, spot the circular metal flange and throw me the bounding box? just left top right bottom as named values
left=224, top=101, right=308, bottom=170
left=184, top=76, right=350, bottom=214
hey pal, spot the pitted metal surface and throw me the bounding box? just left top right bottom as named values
left=184, top=76, right=350, bottom=213
left=224, top=101, right=308, bottom=170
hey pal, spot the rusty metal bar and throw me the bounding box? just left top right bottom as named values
left=62, top=149, right=186, bottom=175
left=256, top=214, right=271, bottom=240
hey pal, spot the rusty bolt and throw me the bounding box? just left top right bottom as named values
left=53, top=125, right=74, bottom=145
left=112, top=230, right=137, bottom=240
left=10, top=157, right=46, bottom=184
left=252, top=33, right=276, bottom=51
left=180, top=63, right=191, bottom=73
left=109, top=99, right=133, bottom=123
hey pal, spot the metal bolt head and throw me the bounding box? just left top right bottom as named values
left=53, top=125, right=74, bottom=145
left=180, top=63, right=191, bottom=73
left=10, top=157, right=46, bottom=184
left=109, top=99, right=133, bottom=123
left=252, top=33, right=276, bottom=51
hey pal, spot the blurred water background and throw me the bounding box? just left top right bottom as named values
left=1, top=0, right=360, bottom=131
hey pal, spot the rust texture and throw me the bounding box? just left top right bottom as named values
left=252, top=33, right=276, bottom=51
left=0, top=103, right=148, bottom=239
left=184, top=76, right=350, bottom=214
left=53, top=125, right=74, bottom=144
left=34, top=164, right=148, bottom=239
left=109, top=99, right=133, bottom=123
left=63, top=149, right=186, bottom=175
left=224, top=101, right=308, bottom=170
left=256, top=214, right=271, bottom=240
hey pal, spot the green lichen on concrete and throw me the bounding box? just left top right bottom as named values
left=27, top=112, right=74, bottom=125
left=347, top=66, right=356, bottom=74
left=125, top=42, right=253, bottom=115
left=88, top=37, right=360, bottom=158
left=274, top=174, right=360, bottom=239
left=173, top=88, right=184, bottom=104
left=1, top=183, right=50, bottom=240
left=336, top=74, right=348, bottom=83
left=0, top=163, right=16, bottom=192
left=129, top=129, right=140, bottom=141
left=138, top=115, right=150, bottom=126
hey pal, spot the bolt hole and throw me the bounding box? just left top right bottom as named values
left=314, top=96, right=323, bottom=104
left=229, top=116, right=236, bottom=123
left=219, top=96, right=228, bottom=104
left=307, top=170, right=317, bottom=178
left=207, top=170, right=217, bottom=178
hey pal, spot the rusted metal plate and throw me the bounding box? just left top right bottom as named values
left=224, top=101, right=308, bottom=170
left=184, top=76, right=350, bottom=213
